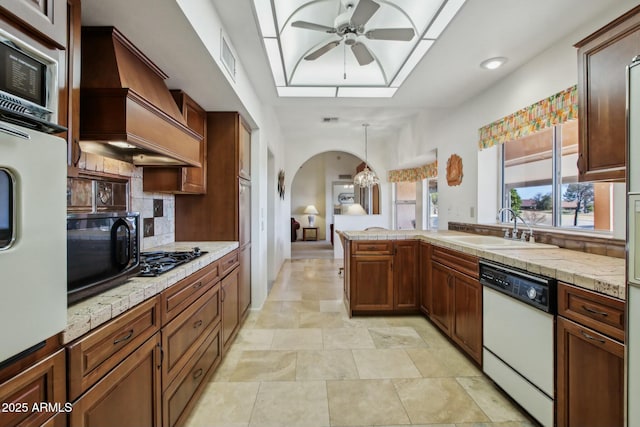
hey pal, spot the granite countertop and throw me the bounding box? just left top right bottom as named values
left=63, top=241, right=239, bottom=344
left=340, top=230, right=626, bottom=301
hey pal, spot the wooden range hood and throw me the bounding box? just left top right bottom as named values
left=80, top=27, right=201, bottom=166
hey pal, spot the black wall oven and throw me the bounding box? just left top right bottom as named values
left=67, top=212, right=140, bottom=304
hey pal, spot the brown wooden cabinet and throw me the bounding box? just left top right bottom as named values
left=0, top=349, right=66, bottom=427
left=419, top=242, right=432, bottom=315
left=556, top=282, right=625, bottom=426
left=238, top=244, right=251, bottom=319
left=69, top=334, right=162, bottom=427
left=0, top=0, right=67, bottom=47
left=429, top=246, right=482, bottom=364
left=346, top=240, right=419, bottom=315
left=64, top=0, right=81, bottom=169
left=221, top=267, right=240, bottom=353
left=144, top=91, right=207, bottom=194
left=575, top=5, right=640, bottom=182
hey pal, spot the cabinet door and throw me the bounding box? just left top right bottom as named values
left=69, top=334, right=162, bottom=427
left=557, top=317, right=624, bottom=427
left=451, top=273, right=482, bottom=364
left=65, top=0, right=81, bottom=168
left=576, top=6, right=640, bottom=182
left=0, top=349, right=66, bottom=427
left=238, top=244, right=251, bottom=319
left=430, top=262, right=453, bottom=334
left=419, top=242, right=431, bottom=315
left=0, top=0, right=67, bottom=47
left=350, top=255, right=394, bottom=313
left=239, top=179, right=251, bottom=247
left=393, top=241, right=418, bottom=311
left=239, top=119, right=251, bottom=180
left=221, top=268, right=240, bottom=353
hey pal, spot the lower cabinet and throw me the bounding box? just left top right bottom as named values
left=0, top=348, right=66, bottom=427
left=347, top=240, right=419, bottom=315
left=238, top=244, right=251, bottom=320
left=556, top=282, right=625, bottom=427
left=429, top=246, right=482, bottom=365
left=419, top=242, right=432, bottom=315
left=221, top=267, right=240, bottom=353
left=69, top=334, right=162, bottom=427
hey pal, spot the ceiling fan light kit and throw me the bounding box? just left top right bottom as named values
left=255, top=0, right=467, bottom=97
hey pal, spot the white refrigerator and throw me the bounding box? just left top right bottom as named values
left=627, top=58, right=640, bottom=427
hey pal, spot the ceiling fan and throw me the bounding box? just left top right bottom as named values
left=292, top=0, right=415, bottom=66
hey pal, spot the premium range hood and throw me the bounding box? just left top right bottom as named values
left=80, top=27, right=201, bottom=167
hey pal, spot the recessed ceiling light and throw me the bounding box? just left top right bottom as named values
left=480, top=57, right=507, bottom=70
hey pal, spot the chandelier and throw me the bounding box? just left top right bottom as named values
left=353, top=123, right=379, bottom=188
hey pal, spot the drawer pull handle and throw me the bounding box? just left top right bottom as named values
left=582, top=305, right=608, bottom=317
left=193, top=320, right=203, bottom=329
left=114, top=329, right=134, bottom=345
left=193, top=282, right=203, bottom=290
left=580, top=330, right=606, bottom=344
left=193, top=368, right=203, bottom=380
left=367, top=246, right=377, bottom=250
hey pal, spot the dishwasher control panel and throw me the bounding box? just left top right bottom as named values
left=479, top=261, right=556, bottom=313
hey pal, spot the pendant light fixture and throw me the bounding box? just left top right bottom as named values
left=354, top=123, right=379, bottom=188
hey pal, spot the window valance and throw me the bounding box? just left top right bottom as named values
left=388, top=161, right=438, bottom=183
left=478, top=85, right=578, bottom=150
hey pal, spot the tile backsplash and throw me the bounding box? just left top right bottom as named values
left=77, top=151, right=175, bottom=250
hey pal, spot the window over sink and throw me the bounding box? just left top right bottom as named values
left=501, top=120, right=614, bottom=231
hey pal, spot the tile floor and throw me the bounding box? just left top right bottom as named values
left=185, top=258, right=537, bottom=427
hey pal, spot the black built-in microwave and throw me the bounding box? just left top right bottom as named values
left=67, top=212, right=140, bottom=304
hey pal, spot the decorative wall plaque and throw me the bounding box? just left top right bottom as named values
left=446, top=154, right=463, bottom=186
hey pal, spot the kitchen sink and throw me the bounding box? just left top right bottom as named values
left=438, top=234, right=557, bottom=249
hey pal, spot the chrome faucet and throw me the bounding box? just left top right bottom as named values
left=496, top=208, right=534, bottom=241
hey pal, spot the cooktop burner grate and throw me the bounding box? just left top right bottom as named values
left=138, top=247, right=207, bottom=277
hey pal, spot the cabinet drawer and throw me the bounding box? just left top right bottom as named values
left=432, top=246, right=478, bottom=279
left=558, top=282, right=625, bottom=342
left=0, top=349, right=66, bottom=427
left=352, top=241, right=394, bottom=255
left=67, top=296, right=161, bottom=401
left=162, top=261, right=219, bottom=324
left=219, top=250, right=239, bottom=277
left=162, top=285, right=221, bottom=386
left=163, top=324, right=221, bottom=427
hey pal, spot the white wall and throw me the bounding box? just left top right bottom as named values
left=291, top=155, right=327, bottom=240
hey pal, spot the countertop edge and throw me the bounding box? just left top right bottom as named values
left=62, top=241, right=239, bottom=344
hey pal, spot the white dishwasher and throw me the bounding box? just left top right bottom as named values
left=480, top=261, right=555, bottom=427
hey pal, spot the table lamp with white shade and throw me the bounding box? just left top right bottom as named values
left=304, top=205, right=319, bottom=227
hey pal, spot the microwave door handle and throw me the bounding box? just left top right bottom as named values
left=111, top=219, right=130, bottom=269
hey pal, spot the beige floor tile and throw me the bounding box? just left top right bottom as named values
left=342, top=316, right=390, bottom=328
left=280, top=300, right=320, bottom=312
left=234, top=329, right=275, bottom=350
left=296, top=350, right=358, bottom=380
left=352, top=349, right=421, bottom=379
left=299, top=312, right=345, bottom=328
left=253, top=311, right=299, bottom=329
left=271, top=328, right=323, bottom=350
left=327, top=379, right=411, bottom=426
left=319, top=299, right=347, bottom=313
left=393, top=378, right=490, bottom=424
left=249, top=381, right=329, bottom=427
left=405, top=348, right=454, bottom=377
left=368, top=327, right=428, bottom=349
left=323, top=328, right=375, bottom=350
left=211, top=346, right=244, bottom=382
left=413, top=324, right=455, bottom=348
left=229, top=350, right=296, bottom=381
left=429, top=345, right=483, bottom=377
left=184, top=381, right=259, bottom=427
left=456, top=377, right=528, bottom=422
left=267, top=289, right=302, bottom=301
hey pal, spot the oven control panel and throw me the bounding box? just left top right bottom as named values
left=479, top=261, right=555, bottom=313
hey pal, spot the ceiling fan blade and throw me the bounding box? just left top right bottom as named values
left=350, top=0, right=380, bottom=28
left=292, top=21, right=336, bottom=33
left=351, top=42, right=375, bottom=65
left=304, top=40, right=341, bottom=60
left=365, top=28, right=415, bottom=41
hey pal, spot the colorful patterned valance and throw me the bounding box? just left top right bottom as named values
left=388, top=161, right=438, bottom=183
left=478, top=85, right=578, bottom=150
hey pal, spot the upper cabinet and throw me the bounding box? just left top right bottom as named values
left=0, top=0, right=67, bottom=47
left=575, top=5, right=640, bottom=182
left=239, top=119, right=251, bottom=180
left=143, top=90, right=207, bottom=194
